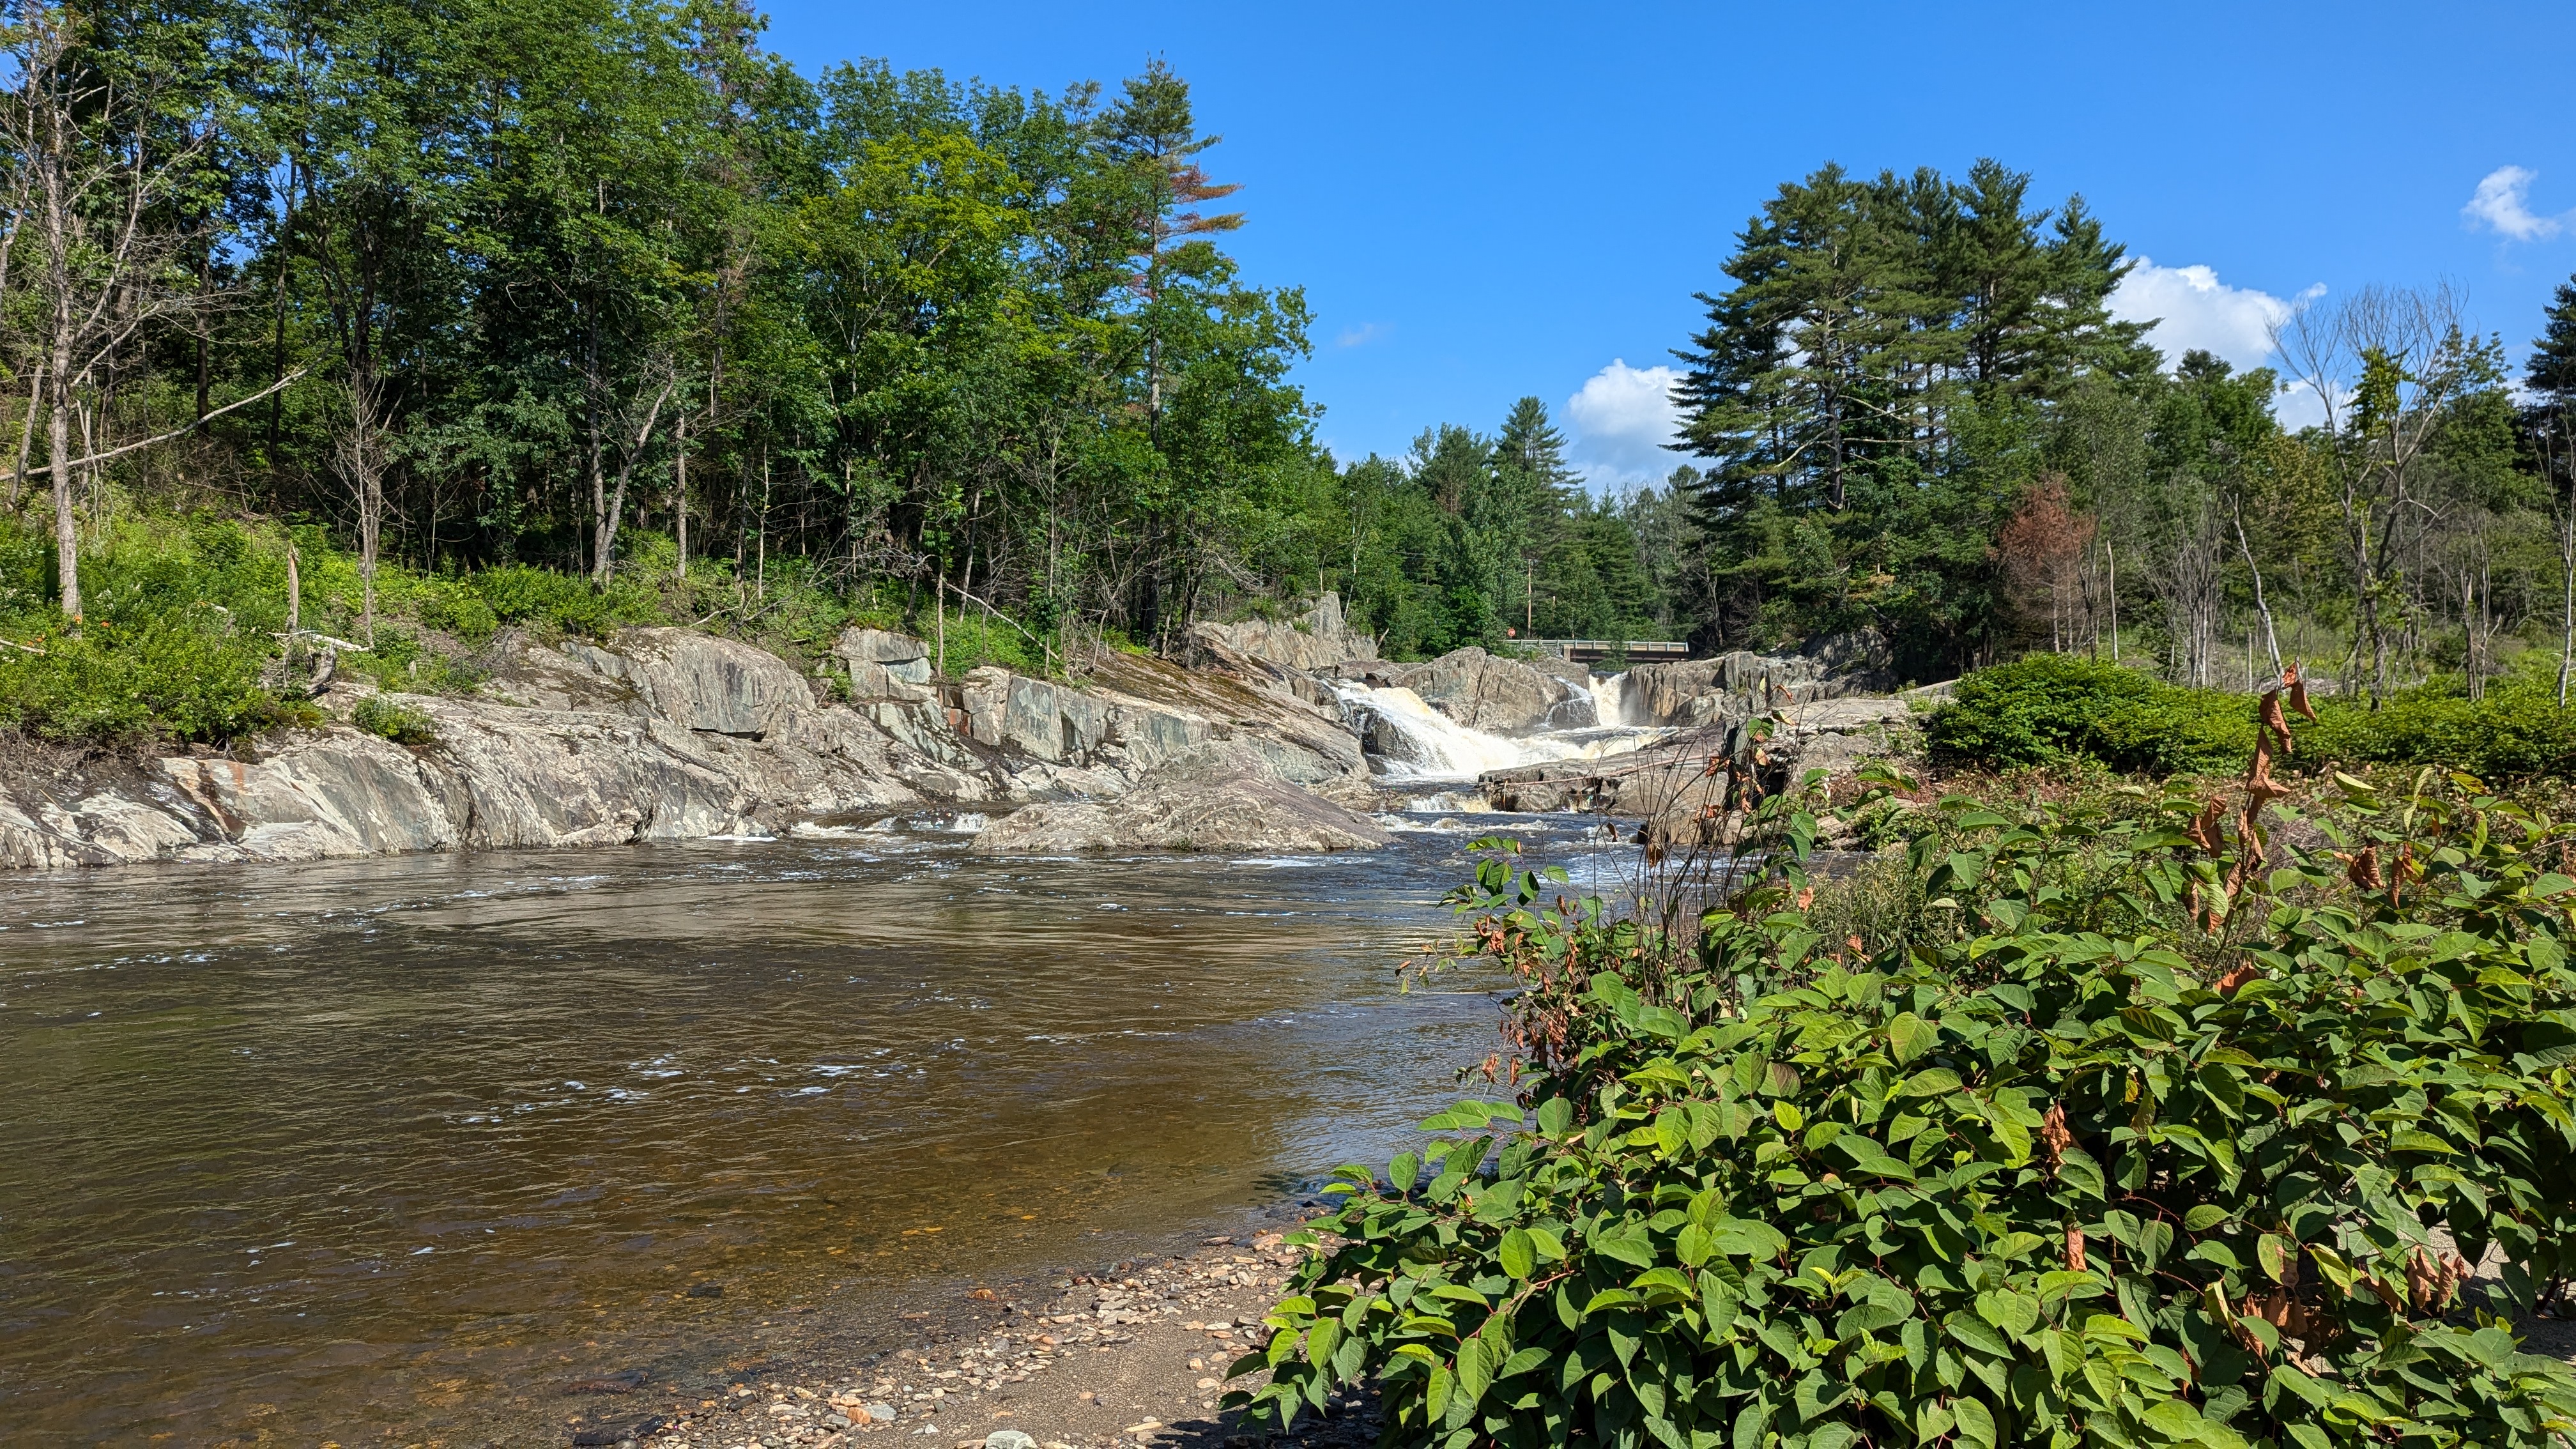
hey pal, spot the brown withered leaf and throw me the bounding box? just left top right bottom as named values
left=2065, top=1225, right=2087, bottom=1275
left=2345, top=845, right=2384, bottom=891
left=2284, top=663, right=2317, bottom=722
left=2258, top=689, right=2295, bottom=756
left=2039, top=1103, right=2074, bottom=1165
left=2214, top=962, right=2262, bottom=994
left=2186, top=798, right=2228, bottom=854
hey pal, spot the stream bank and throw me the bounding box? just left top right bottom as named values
left=1, top=597, right=1918, bottom=871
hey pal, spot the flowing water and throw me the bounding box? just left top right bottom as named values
left=1330, top=678, right=1663, bottom=781
left=0, top=670, right=1666, bottom=1445
left=0, top=821, right=1643, bottom=1446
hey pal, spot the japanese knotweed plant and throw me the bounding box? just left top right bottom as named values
left=1231, top=779, right=2576, bottom=1449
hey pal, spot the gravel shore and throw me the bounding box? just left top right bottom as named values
left=546, top=1225, right=2576, bottom=1449
left=558, top=1224, right=1373, bottom=1449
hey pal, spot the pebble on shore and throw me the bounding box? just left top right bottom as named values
left=562, top=1228, right=1381, bottom=1449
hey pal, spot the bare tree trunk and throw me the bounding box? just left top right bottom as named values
left=2106, top=538, right=2118, bottom=664
left=334, top=371, right=387, bottom=645
left=590, top=371, right=675, bottom=585
left=2561, top=508, right=2573, bottom=707
left=2232, top=506, right=2284, bottom=686
left=673, top=410, right=689, bottom=583
left=7, top=360, right=40, bottom=514
left=48, top=390, right=76, bottom=618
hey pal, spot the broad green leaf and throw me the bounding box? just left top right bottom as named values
left=1952, top=1394, right=1997, bottom=1448
left=1888, top=1011, right=1936, bottom=1065
left=2255, top=1232, right=2292, bottom=1284
left=1498, top=1227, right=1535, bottom=1280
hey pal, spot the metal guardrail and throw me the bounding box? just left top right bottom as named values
left=1522, top=638, right=1692, bottom=663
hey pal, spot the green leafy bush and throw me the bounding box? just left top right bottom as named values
left=0, top=610, right=301, bottom=742
left=2307, top=670, right=2576, bottom=784
left=1926, top=657, right=2254, bottom=776
left=465, top=565, right=654, bottom=637
left=1235, top=785, right=2576, bottom=1449
left=351, top=694, right=438, bottom=747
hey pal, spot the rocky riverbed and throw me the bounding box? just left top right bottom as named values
left=552, top=1225, right=1372, bottom=1449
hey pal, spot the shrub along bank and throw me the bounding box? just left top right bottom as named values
left=1925, top=654, right=2576, bottom=786
left=1231, top=772, right=2576, bottom=1449
left=0, top=511, right=1050, bottom=745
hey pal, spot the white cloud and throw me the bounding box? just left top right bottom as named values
left=1335, top=321, right=1388, bottom=348
left=2108, top=257, right=2310, bottom=374
left=2462, top=165, right=2564, bottom=241
left=1565, top=359, right=1683, bottom=487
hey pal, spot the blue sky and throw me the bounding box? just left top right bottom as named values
left=759, top=1, right=2576, bottom=487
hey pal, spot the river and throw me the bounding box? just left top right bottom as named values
left=0, top=813, right=1636, bottom=1445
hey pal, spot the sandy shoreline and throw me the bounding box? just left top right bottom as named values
left=547, top=1218, right=1375, bottom=1449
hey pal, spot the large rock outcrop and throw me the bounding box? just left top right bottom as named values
left=1478, top=696, right=1915, bottom=819
left=0, top=622, right=1390, bottom=870
left=969, top=747, right=1391, bottom=855
left=1183, top=593, right=1376, bottom=676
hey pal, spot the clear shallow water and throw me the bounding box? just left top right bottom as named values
left=0, top=825, right=1624, bottom=1445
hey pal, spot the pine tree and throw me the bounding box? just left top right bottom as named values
left=2531, top=277, right=2576, bottom=402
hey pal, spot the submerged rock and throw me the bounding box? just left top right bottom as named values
left=968, top=748, right=1390, bottom=855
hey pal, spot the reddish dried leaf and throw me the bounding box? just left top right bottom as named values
left=2259, top=689, right=2295, bottom=756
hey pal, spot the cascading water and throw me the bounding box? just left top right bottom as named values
left=1333, top=680, right=1668, bottom=784
left=1588, top=671, right=1634, bottom=728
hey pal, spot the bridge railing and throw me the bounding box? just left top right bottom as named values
left=1521, top=638, right=1692, bottom=663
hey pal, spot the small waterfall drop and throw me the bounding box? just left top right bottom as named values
left=1588, top=671, right=1634, bottom=728
left=1333, top=684, right=1574, bottom=779
left=1334, top=681, right=1669, bottom=783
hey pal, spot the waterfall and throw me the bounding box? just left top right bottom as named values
left=1331, top=684, right=1577, bottom=779
left=1588, top=671, right=1634, bottom=729
left=1333, top=682, right=1666, bottom=783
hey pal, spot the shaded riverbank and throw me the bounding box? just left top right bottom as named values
left=0, top=825, right=1627, bottom=1445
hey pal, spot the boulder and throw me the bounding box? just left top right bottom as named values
left=836, top=627, right=935, bottom=700
left=969, top=748, right=1390, bottom=855
left=602, top=627, right=820, bottom=739
left=1478, top=696, right=1916, bottom=819
left=1183, top=592, right=1376, bottom=675
left=1624, top=650, right=1829, bottom=728
left=1331, top=648, right=1589, bottom=735
left=1800, top=628, right=1897, bottom=691
left=1081, top=648, right=1370, bottom=794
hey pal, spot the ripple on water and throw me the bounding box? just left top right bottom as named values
left=0, top=831, right=1556, bottom=1444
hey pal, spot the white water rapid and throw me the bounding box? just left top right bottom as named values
left=1588, top=671, right=1636, bottom=728
left=1333, top=680, right=1667, bottom=783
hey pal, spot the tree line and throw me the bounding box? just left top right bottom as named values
left=4, top=0, right=2572, bottom=695
left=1673, top=162, right=2576, bottom=698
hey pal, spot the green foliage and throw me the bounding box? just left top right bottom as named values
left=1926, top=656, right=2256, bottom=775
left=1236, top=786, right=2576, bottom=1449
left=351, top=694, right=438, bottom=746
left=2308, top=668, right=2576, bottom=785
left=463, top=565, right=664, bottom=639
left=0, top=515, right=305, bottom=742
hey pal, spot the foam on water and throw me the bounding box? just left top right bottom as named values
left=1589, top=671, right=1637, bottom=728
left=1335, top=682, right=1667, bottom=783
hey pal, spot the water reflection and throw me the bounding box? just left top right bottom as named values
left=0, top=827, right=1596, bottom=1443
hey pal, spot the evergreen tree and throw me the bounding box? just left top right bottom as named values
left=2530, top=276, right=2576, bottom=402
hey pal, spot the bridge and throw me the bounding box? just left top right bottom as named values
left=1521, top=638, right=1692, bottom=665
